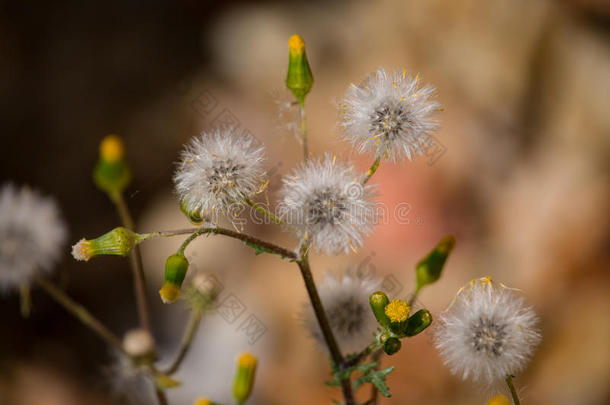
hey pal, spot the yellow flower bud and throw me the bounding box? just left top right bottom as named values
left=93, top=135, right=131, bottom=197
left=100, top=134, right=124, bottom=162
left=159, top=253, right=189, bottom=304
left=233, top=352, right=257, bottom=404
left=71, top=227, right=139, bottom=261
left=193, top=398, right=212, bottom=405
left=285, top=34, right=313, bottom=104
left=486, top=395, right=511, bottom=405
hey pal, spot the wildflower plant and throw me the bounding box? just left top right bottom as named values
left=0, top=34, right=544, bottom=405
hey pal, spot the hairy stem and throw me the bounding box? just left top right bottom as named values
left=112, top=191, right=150, bottom=331
left=299, top=102, right=308, bottom=160
left=505, top=375, right=521, bottom=405
left=34, top=276, right=125, bottom=353
left=245, top=197, right=283, bottom=225
left=164, top=309, right=203, bottom=375
left=362, top=156, right=381, bottom=184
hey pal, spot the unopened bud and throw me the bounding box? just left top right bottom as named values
left=404, top=309, right=432, bottom=337
left=159, top=253, right=189, bottom=304
left=194, top=398, right=214, bottom=405
left=123, top=328, right=155, bottom=358
left=285, top=34, right=313, bottom=104
left=369, top=291, right=391, bottom=328
left=233, top=352, right=257, bottom=404
left=383, top=337, right=401, bottom=355
left=71, top=227, right=139, bottom=261
left=486, top=395, right=511, bottom=405
left=415, top=235, right=455, bottom=291
left=93, top=134, right=131, bottom=197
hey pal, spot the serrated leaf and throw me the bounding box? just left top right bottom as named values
left=352, top=366, right=394, bottom=397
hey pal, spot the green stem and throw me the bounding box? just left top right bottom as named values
left=362, top=156, right=381, bottom=184
left=344, top=341, right=379, bottom=369
left=299, top=102, right=308, bottom=160
left=34, top=276, right=125, bottom=353
left=407, top=286, right=422, bottom=307
left=164, top=309, right=204, bottom=375
left=155, top=388, right=169, bottom=405
left=368, top=349, right=384, bottom=405
left=147, top=227, right=297, bottom=260
left=295, top=244, right=355, bottom=404
left=244, top=197, right=283, bottom=225
left=112, top=191, right=150, bottom=332
left=505, top=375, right=521, bottom=405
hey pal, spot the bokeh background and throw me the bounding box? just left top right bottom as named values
left=1, top=0, right=609, bottom=404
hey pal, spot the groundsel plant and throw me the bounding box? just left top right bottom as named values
left=0, top=34, right=542, bottom=405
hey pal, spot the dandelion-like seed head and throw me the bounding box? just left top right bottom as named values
left=434, top=277, right=541, bottom=385
left=279, top=155, right=376, bottom=255
left=0, top=184, right=67, bottom=291
left=340, top=68, right=440, bottom=162
left=106, top=351, right=155, bottom=404
left=301, top=270, right=381, bottom=354
left=174, top=128, right=266, bottom=223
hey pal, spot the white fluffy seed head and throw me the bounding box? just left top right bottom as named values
left=0, top=184, right=67, bottom=291
left=106, top=351, right=156, bottom=404
left=173, top=128, right=266, bottom=223
left=301, top=270, right=381, bottom=354
left=123, top=329, right=155, bottom=357
left=339, top=68, right=440, bottom=162
left=434, top=277, right=541, bottom=385
left=279, top=155, right=376, bottom=255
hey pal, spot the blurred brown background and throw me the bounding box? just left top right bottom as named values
left=1, top=0, right=609, bottom=404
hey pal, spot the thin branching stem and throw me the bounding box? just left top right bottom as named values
left=244, top=197, right=283, bottom=225
left=164, top=309, right=204, bottom=375
left=299, top=102, right=308, bottom=160
left=155, top=388, right=169, bottom=405
left=362, top=156, right=381, bottom=184
left=34, top=276, right=125, bottom=353
left=505, top=375, right=521, bottom=405
left=147, top=226, right=297, bottom=260
left=112, top=191, right=150, bottom=331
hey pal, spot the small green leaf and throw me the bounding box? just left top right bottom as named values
left=352, top=366, right=395, bottom=397
left=243, top=241, right=288, bottom=259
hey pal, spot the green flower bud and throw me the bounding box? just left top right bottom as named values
left=383, top=337, right=402, bottom=355
left=233, top=352, right=257, bottom=404
left=159, top=253, right=189, bottom=304
left=404, top=309, right=432, bottom=337
left=93, top=135, right=131, bottom=197
left=415, top=235, right=456, bottom=291
left=285, top=34, right=313, bottom=104
left=369, top=291, right=391, bottom=328
left=71, top=227, right=138, bottom=261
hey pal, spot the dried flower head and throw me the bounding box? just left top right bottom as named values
left=302, top=271, right=381, bottom=354
left=279, top=155, right=376, bottom=255
left=174, top=128, right=266, bottom=223
left=434, top=277, right=541, bottom=385
left=0, top=184, right=67, bottom=291
left=339, top=68, right=440, bottom=161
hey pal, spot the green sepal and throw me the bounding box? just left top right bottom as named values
left=415, top=235, right=455, bottom=291
left=369, top=291, right=391, bottom=328
left=91, top=227, right=136, bottom=257
left=93, top=158, right=131, bottom=197
left=164, top=253, right=189, bottom=286
left=404, top=309, right=432, bottom=337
